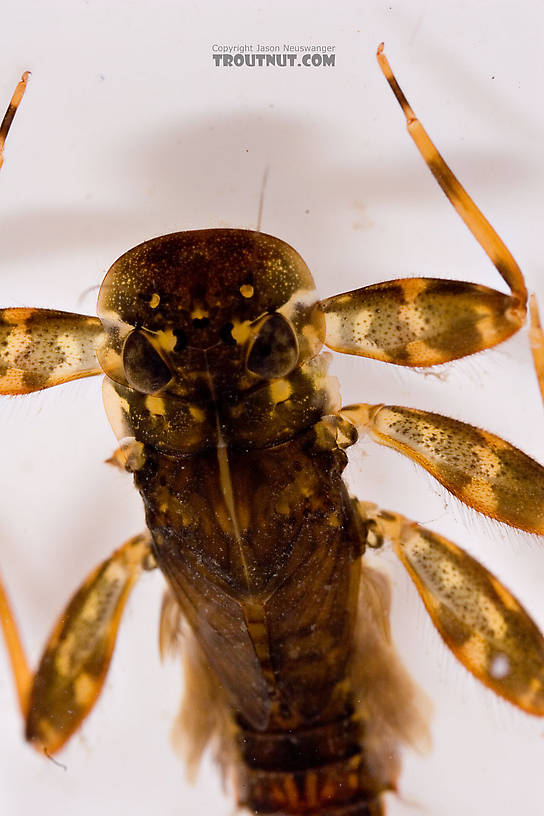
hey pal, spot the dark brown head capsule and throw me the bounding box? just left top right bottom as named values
left=97, top=229, right=338, bottom=452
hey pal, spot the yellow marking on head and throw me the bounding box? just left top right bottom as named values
left=269, top=379, right=292, bottom=403
left=230, top=319, right=252, bottom=344
left=239, top=284, right=254, bottom=298
left=149, top=293, right=160, bottom=309
left=119, top=395, right=131, bottom=414
left=156, top=328, right=177, bottom=353
left=73, top=672, right=97, bottom=707
left=191, top=306, right=209, bottom=320
left=145, top=394, right=167, bottom=416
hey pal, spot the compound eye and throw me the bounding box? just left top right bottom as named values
left=122, top=329, right=172, bottom=394
left=246, top=313, right=299, bottom=379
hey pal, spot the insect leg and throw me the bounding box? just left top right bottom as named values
left=354, top=501, right=544, bottom=716
left=321, top=47, right=526, bottom=367
left=0, top=71, right=30, bottom=171
left=0, top=532, right=152, bottom=755
left=341, top=403, right=544, bottom=533
left=529, top=294, right=544, bottom=407
left=0, top=309, right=103, bottom=394
left=0, top=76, right=104, bottom=396
left=376, top=45, right=526, bottom=305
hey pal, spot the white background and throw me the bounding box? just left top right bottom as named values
left=1, top=2, right=544, bottom=815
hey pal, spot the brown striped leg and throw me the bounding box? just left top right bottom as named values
left=341, top=403, right=544, bottom=533
left=355, top=502, right=544, bottom=716
left=321, top=48, right=526, bottom=367
left=0, top=532, right=152, bottom=755
left=0, top=71, right=30, bottom=171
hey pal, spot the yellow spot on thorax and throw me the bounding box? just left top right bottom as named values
left=240, top=284, right=254, bottom=298
left=149, top=293, right=160, bottom=308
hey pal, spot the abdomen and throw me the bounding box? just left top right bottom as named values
left=134, top=428, right=397, bottom=814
